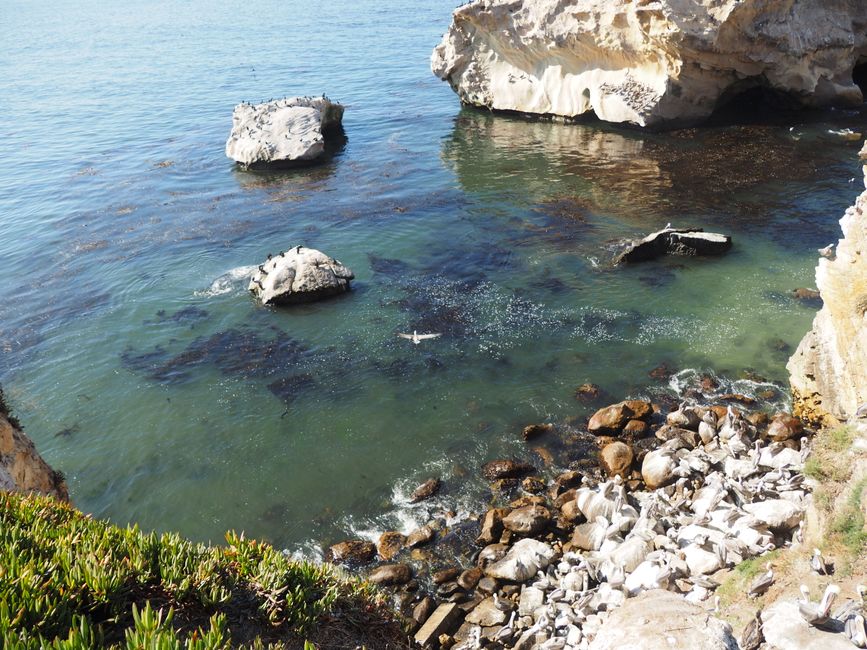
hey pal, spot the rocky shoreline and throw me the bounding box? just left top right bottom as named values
left=327, top=395, right=811, bottom=649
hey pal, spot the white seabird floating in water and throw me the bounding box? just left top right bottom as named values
left=397, top=330, right=442, bottom=345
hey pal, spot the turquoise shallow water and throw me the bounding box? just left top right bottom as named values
left=1, top=0, right=866, bottom=553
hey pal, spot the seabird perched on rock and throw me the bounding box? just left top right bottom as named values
left=739, top=610, right=764, bottom=650
left=810, top=548, right=832, bottom=575
left=818, top=244, right=835, bottom=259
left=397, top=331, right=442, bottom=345
left=799, top=583, right=840, bottom=629
left=747, top=562, right=774, bottom=598
left=493, top=611, right=516, bottom=643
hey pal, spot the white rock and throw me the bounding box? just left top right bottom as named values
left=762, top=601, right=855, bottom=650
left=743, top=499, right=803, bottom=531
left=587, top=589, right=738, bottom=650
left=486, top=538, right=555, bottom=582
left=432, top=0, right=866, bottom=128
left=248, top=246, right=354, bottom=305
left=519, top=586, right=545, bottom=616
left=225, top=96, right=344, bottom=166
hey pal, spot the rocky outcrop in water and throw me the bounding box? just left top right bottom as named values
left=788, top=149, right=867, bottom=426
left=614, top=228, right=732, bottom=264
left=248, top=246, right=354, bottom=305
left=431, top=0, right=867, bottom=128
left=225, top=96, right=344, bottom=167
left=0, top=392, right=68, bottom=501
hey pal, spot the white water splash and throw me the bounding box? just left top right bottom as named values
left=194, top=265, right=256, bottom=297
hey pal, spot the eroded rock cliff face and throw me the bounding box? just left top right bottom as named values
left=0, top=394, right=68, bottom=501
left=788, top=149, right=867, bottom=426
left=431, top=0, right=867, bottom=128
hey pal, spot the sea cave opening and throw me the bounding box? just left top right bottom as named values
left=707, top=79, right=803, bottom=126
left=853, top=60, right=867, bottom=97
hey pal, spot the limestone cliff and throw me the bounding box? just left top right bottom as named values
left=788, top=148, right=867, bottom=426
left=0, top=392, right=68, bottom=501
left=431, top=0, right=867, bottom=128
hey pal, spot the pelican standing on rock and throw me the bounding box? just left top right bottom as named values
left=799, top=584, right=840, bottom=629
left=740, top=610, right=764, bottom=650
left=397, top=330, right=442, bottom=345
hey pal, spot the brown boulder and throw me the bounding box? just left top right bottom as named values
left=588, top=403, right=634, bottom=435
left=377, top=531, right=407, bottom=561
left=575, top=383, right=601, bottom=400
left=368, top=563, right=413, bottom=586
left=432, top=568, right=460, bottom=584
left=326, top=540, right=376, bottom=565
left=768, top=414, right=804, bottom=441
left=522, top=423, right=553, bottom=440
left=521, top=476, right=546, bottom=493
left=407, top=525, right=435, bottom=548
left=599, top=441, right=634, bottom=478
left=623, top=400, right=653, bottom=421
left=410, top=477, right=441, bottom=502
left=502, top=505, right=551, bottom=535
left=458, top=567, right=483, bottom=590
left=623, top=419, right=648, bottom=437
left=551, top=470, right=583, bottom=495
left=482, top=459, right=535, bottom=481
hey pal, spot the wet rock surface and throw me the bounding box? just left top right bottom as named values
left=614, top=228, right=732, bottom=264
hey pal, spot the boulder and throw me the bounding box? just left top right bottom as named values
left=225, top=96, right=344, bottom=167
left=431, top=1, right=867, bottom=128
left=368, top=563, right=413, bottom=586
left=743, top=499, right=803, bottom=531
left=485, top=538, right=555, bottom=582
left=521, top=423, right=553, bottom=440
left=502, top=505, right=551, bottom=535
left=761, top=601, right=854, bottom=650
left=599, top=441, right=634, bottom=478
left=248, top=246, right=354, bottom=305
left=414, top=602, right=464, bottom=648
left=768, top=414, right=804, bottom=442
left=406, top=525, right=435, bottom=548
left=410, top=477, right=442, bottom=502
left=481, top=459, right=535, bottom=481
left=588, top=589, right=738, bottom=650
left=465, top=597, right=509, bottom=626
left=376, top=531, right=406, bottom=561
left=432, top=568, right=460, bottom=585
left=476, top=508, right=508, bottom=545
left=641, top=449, right=677, bottom=489
left=615, top=229, right=732, bottom=264
left=588, top=402, right=642, bottom=435
left=457, top=567, right=483, bottom=590
left=325, top=540, right=376, bottom=566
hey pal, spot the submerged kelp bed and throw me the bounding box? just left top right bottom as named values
left=0, top=492, right=409, bottom=649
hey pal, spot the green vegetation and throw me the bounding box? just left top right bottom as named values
left=830, top=477, right=867, bottom=558
left=0, top=492, right=408, bottom=649
left=716, top=549, right=781, bottom=605
left=801, top=425, right=854, bottom=481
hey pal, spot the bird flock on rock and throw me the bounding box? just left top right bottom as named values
left=439, top=402, right=866, bottom=649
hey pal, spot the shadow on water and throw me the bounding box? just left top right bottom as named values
left=441, top=107, right=865, bottom=248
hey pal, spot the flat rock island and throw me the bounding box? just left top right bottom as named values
left=225, top=96, right=344, bottom=167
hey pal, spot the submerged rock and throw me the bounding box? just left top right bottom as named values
left=481, top=459, right=535, bottom=481
left=248, top=246, right=354, bottom=305
left=431, top=0, right=867, bottom=128
left=410, top=477, right=442, bottom=503
left=614, top=228, right=732, bottom=264
left=225, top=96, right=344, bottom=167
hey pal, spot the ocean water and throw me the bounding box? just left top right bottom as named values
left=1, top=0, right=865, bottom=553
